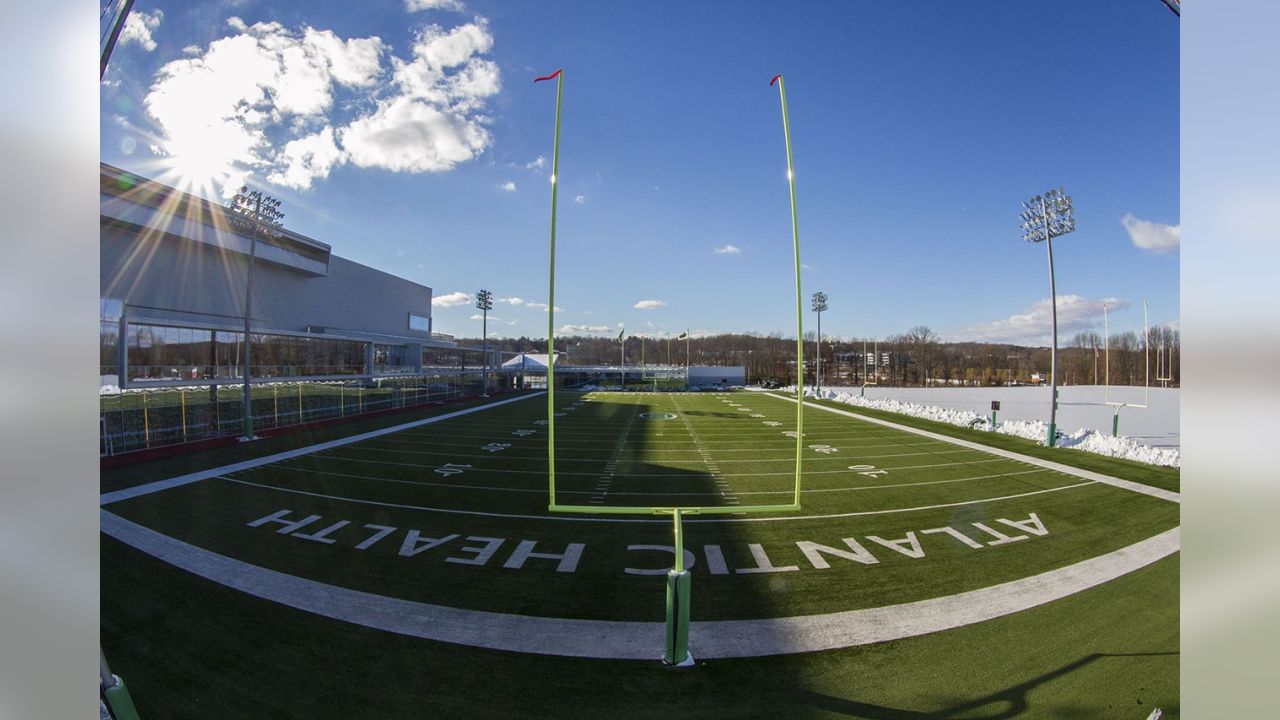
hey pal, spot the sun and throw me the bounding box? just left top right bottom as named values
left=159, top=138, right=236, bottom=198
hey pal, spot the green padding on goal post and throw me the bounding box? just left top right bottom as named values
left=104, top=675, right=143, bottom=720
left=664, top=570, right=692, bottom=666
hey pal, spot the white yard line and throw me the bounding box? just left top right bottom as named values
left=591, top=402, right=642, bottom=504
left=100, top=392, right=546, bottom=506
left=259, top=462, right=1050, bottom=499
left=101, top=510, right=1178, bottom=659
left=768, top=394, right=1180, bottom=504
left=211, top=475, right=1095, bottom=524
left=672, top=395, right=739, bottom=505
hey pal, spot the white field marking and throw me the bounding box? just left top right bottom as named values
left=100, top=510, right=1179, bottom=659
left=215, top=474, right=1096, bottom=524
left=387, top=423, right=915, bottom=441
left=298, top=447, right=983, bottom=479
left=259, top=466, right=1049, bottom=501
left=594, top=405, right=642, bottom=501
left=345, top=435, right=947, bottom=456
left=672, top=395, right=731, bottom=496
left=259, top=465, right=601, bottom=496
left=99, top=392, right=548, bottom=506
left=767, top=393, right=1180, bottom=504
left=356, top=436, right=947, bottom=454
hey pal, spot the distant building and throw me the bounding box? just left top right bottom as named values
left=687, top=366, right=746, bottom=388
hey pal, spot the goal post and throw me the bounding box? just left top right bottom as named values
left=1103, top=299, right=1150, bottom=436
left=535, top=69, right=807, bottom=665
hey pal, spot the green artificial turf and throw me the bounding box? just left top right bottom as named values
left=101, top=534, right=1178, bottom=719
left=101, top=390, right=1180, bottom=717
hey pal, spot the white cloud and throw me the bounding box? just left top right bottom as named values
left=952, top=295, right=1128, bottom=345
left=119, top=9, right=163, bottom=52
left=526, top=156, right=546, bottom=170
left=268, top=126, right=343, bottom=188
left=525, top=301, right=563, bottom=312
left=469, top=313, right=500, bottom=321
left=499, top=297, right=525, bottom=305
left=143, top=15, right=496, bottom=192
left=406, top=0, right=466, bottom=12
left=342, top=20, right=499, bottom=173
left=432, top=291, right=472, bottom=307
left=341, top=96, right=490, bottom=173
left=573, top=195, right=585, bottom=204
left=713, top=244, right=741, bottom=255
left=1121, top=213, right=1180, bottom=253
left=302, top=27, right=386, bottom=88
left=498, top=181, right=516, bottom=192
left=561, top=324, right=614, bottom=334
left=634, top=300, right=666, bottom=310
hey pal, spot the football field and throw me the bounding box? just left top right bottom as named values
left=101, top=390, right=1181, bottom=716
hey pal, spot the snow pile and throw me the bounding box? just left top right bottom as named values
left=754, top=386, right=1180, bottom=468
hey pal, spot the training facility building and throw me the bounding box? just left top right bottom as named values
left=99, top=163, right=498, bottom=454
left=100, top=162, right=495, bottom=389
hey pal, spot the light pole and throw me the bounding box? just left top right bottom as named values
left=811, top=291, right=827, bottom=395
left=1020, top=186, right=1075, bottom=447
left=228, top=186, right=284, bottom=442
left=683, top=330, right=690, bottom=389
left=476, top=289, right=493, bottom=396
left=618, top=327, right=626, bottom=390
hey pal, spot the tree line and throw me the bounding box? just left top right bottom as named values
left=456, top=325, right=1179, bottom=388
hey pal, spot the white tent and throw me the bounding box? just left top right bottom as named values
left=500, top=353, right=558, bottom=371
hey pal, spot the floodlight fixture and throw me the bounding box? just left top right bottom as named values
left=227, top=186, right=285, bottom=442
left=1020, top=186, right=1075, bottom=447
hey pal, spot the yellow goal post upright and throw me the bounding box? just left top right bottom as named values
left=860, top=338, right=880, bottom=397
left=535, top=69, right=806, bottom=666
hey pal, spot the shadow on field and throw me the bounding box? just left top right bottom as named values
left=794, top=651, right=1179, bottom=718
left=579, top=391, right=809, bottom=660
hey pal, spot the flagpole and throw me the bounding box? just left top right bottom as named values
left=773, top=73, right=804, bottom=507
left=540, top=69, right=564, bottom=507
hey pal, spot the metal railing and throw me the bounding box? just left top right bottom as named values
left=100, top=372, right=496, bottom=456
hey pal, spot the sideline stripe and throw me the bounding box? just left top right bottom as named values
left=216, top=475, right=1095, bottom=524
left=768, top=394, right=1181, bottom=504
left=100, top=392, right=547, bottom=506
left=100, top=510, right=1178, bottom=660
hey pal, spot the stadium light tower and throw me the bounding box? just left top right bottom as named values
left=228, top=186, right=284, bottom=442
left=1020, top=186, right=1076, bottom=447
left=811, top=291, right=828, bottom=395
left=476, top=289, right=494, bottom=396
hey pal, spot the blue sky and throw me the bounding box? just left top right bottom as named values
left=100, top=0, right=1179, bottom=344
